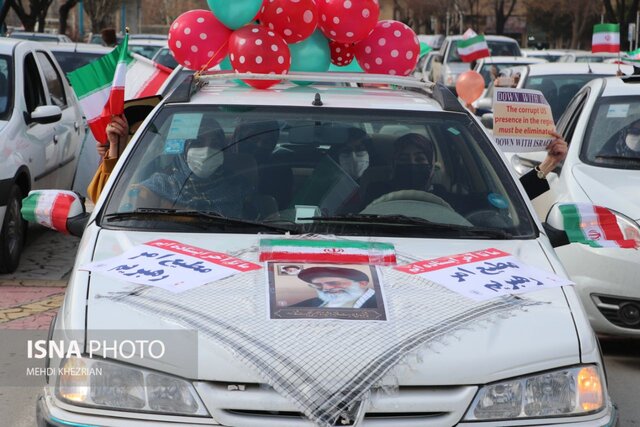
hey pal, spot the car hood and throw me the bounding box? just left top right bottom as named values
left=573, top=163, right=640, bottom=221
left=86, top=231, right=579, bottom=385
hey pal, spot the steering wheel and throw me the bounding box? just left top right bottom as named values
left=367, top=190, right=453, bottom=209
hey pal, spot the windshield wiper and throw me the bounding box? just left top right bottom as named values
left=104, top=208, right=295, bottom=233
left=595, top=155, right=640, bottom=163
left=299, top=214, right=512, bottom=238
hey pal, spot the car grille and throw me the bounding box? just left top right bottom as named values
left=592, top=294, right=640, bottom=330
left=194, top=381, right=477, bottom=426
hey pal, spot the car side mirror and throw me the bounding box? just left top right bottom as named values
left=21, top=190, right=90, bottom=237
left=543, top=204, right=571, bottom=248
left=481, top=113, right=494, bottom=130
left=28, top=105, right=62, bottom=125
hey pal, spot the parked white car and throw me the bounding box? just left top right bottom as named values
left=431, top=34, right=522, bottom=93
left=472, top=55, right=547, bottom=89
left=33, top=71, right=618, bottom=426
left=512, top=75, right=640, bottom=337
left=522, top=48, right=575, bottom=63
left=0, top=39, right=84, bottom=272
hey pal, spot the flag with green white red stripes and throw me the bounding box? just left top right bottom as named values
left=558, top=203, right=638, bottom=249
left=592, top=23, right=620, bottom=53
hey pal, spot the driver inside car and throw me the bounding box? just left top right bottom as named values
left=129, top=120, right=251, bottom=217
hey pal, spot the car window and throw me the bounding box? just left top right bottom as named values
left=0, top=54, right=12, bottom=120
left=523, top=74, right=607, bottom=121
left=580, top=97, right=640, bottom=170
left=152, top=48, right=178, bottom=69
left=478, top=63, right=526, bottom=87
left=36, top=51, right=67, bottom=108
left=23, top=53, right=46, bottom=113
left=130, top=45, right=162, bottom=59
left=102, top=105, right=536, bottom=238
left=447, top=40, right=520, bottom=63
left=52, top=51, right=106, bottom=74
left=556, top=89, right=589, bottom=142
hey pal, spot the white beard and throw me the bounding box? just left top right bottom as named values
left=316, top=283, right=366, bottom=308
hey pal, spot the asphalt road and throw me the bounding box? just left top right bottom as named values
left=0, top=226, right=638, bottom=426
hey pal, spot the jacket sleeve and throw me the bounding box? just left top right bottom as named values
left=519, top=169, right=550, bottom=200
left=86, top=157, right=119, bottom=204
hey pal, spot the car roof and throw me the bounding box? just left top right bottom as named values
left=523, top=62, right=634, bottom=76
left=168, top=72, right=461, bottom=113
left=478, top=56, right=547, bottom=64
left=599, top=75, right=640, bottom=97
left=46, top=42, right=113, bottom=54
left=128, top=39, right=167, bottom=47
left=445, top=34, right=518, bottom=43
left=0, top=37, right=50, bottom=54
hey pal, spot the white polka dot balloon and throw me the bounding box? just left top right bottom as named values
left=329, top=41, right=355, bottom=66
left=229, top=24, right=291, bottom=89
left=317, top=0, right=379, bottom=44
left=168, top=9, right=231, bottom=71
left=355, top=20, right=419, bottom=76
left=260, top=0, right=318, bottom=44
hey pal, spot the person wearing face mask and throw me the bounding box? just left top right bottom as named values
left=333, top=128, right=373, bottom=182
left=597, top=118, right=640, bottom=161
left=133, top=122, right=250, bottom=217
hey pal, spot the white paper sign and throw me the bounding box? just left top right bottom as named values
left=395, top=248, right=573, bottom=301
left=80, top=239, right=261, bottom=293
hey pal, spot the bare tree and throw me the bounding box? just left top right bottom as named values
left=84, top=0, right=119, bottom=33
left=58, top=0, right=77, bottom=35
left=603, top=0, right=640, bottom=49
left=0, top=0, right=54, bottom=32
left=494, top=0, right=517, bottom=35
left=526, top=0, right=600, bottom=48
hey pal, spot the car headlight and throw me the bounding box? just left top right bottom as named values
left=510, top=155, right=539, bottom=176
left=55, top=356, right=209, bottom=416
left=610, top=209, right=640, bottom=245
left=464, top=365, right=605, bottom=421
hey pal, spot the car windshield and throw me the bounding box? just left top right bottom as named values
left=447, top=40, right=520, bottom=63
left=52, top=51, right=107, bottom=74
left=130, top=44, right=162, bottom=59
left=153, top=48, right=178, bottom=69
left=102, top=105, right=536, bottom=239
left=523, top=74, right=607, bottom=121
left=0, top=55, right=12, bottom=120
left=580, top=97, right=640, bottom=170
left=478, top=62, right=526, bottom=87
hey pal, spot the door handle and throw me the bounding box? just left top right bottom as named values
left=74, top=122, right=79, bottom=131
left=53, top=134, right=58, bottom=144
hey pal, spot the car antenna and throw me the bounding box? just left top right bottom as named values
left=312, top=93, right=323, bottom=106
left=587, top=61, right=593, bottom=74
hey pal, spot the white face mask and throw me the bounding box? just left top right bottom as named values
left=625, top=134, right=640, bottom=152
left=186, top=147, right=223, bottom=178
left=339, top=151, right=369, bottom=179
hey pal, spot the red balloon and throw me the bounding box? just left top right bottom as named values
left=168, top=10, right=231, bottom=71
left=355, top=20, right=419, bottom=76
left=317, top=0, right=379, bottom=44
left=455, top=70, right=485, bottom=104
left=329, top=41, right=355, bottom=66
left=260, top=0, right=318, bottom=44
left=229, top=24, right=291, bottom=89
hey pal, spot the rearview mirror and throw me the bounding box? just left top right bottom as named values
left=21, top=190, right=90, bottom=237
left=28, top=105, right=62, bottom=125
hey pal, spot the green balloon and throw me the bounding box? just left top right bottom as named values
left=329, top=60, right=364, bottom=73
left=419, top=42, right=432, bottom=57
left=289, top=30, right=331, bottom=85
left=207, top=0, right=263, bottom=30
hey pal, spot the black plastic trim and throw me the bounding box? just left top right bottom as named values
left=0, top=177, right=13, bottom=206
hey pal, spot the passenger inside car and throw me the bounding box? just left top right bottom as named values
left=597, top=118, right=640, bottom=160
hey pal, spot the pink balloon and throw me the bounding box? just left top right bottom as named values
left=355, top=20, right=419, bottom=76
left=260, top=0, right=318, bottom=44
left=317, top=0, right=379, bottom=44
left=455, top=71, right=485, bottom=104
left=329, top=41, right=355, bottom=66
left=229, top=24, right=291, bottom=89
left=168, top=10, right=231, bottom=70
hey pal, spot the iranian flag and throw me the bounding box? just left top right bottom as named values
left=457, top=35, right=490, bottom=62
left=125, top=53, right=172, bottom=99
left=68, top=33, right=130, bottom=144
left=622, top=48, right=640, bottom=66
left=559, top=203, right=638, bottom=249
left=21, top=190, right=84, bottom=234
left=592, top=23, right=620, bottom=53
left=259, top=239, right=397, bottom=265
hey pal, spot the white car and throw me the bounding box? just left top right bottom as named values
left=431, top=34, right=522, bottom=92
left=48, top=42, right=113, bottom=75
left=477, top=62, right=634, bottom=122
left=472, top=56, right=547, bottom=89
left=7, top=31, right=73, bottom=43
left=35, top=72, right=617, bottom=426
left=0, top=39, right=85, bottom=272
left=128, top=38, right=167, bottom=60
left=522, top=49, right=577, bottom=63
left=559, top=51, right=620, bottom=63
left=512, top=75, right=640, bottom=337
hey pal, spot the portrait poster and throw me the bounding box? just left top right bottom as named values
left=267, top=262, right=387, bottom=321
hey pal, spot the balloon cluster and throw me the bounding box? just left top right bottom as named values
left=168, top=0, right=420, bottom=89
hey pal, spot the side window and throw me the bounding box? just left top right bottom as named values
left=36, top=51, right=67, bottom=108
left=557, top=89, right=589, bottom=143
left=23, top=53, right=46, bottom=113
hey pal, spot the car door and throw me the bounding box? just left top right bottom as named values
left=22, top=50, right=57, bottom=190
left=35, top=50, right=79, bottom=189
